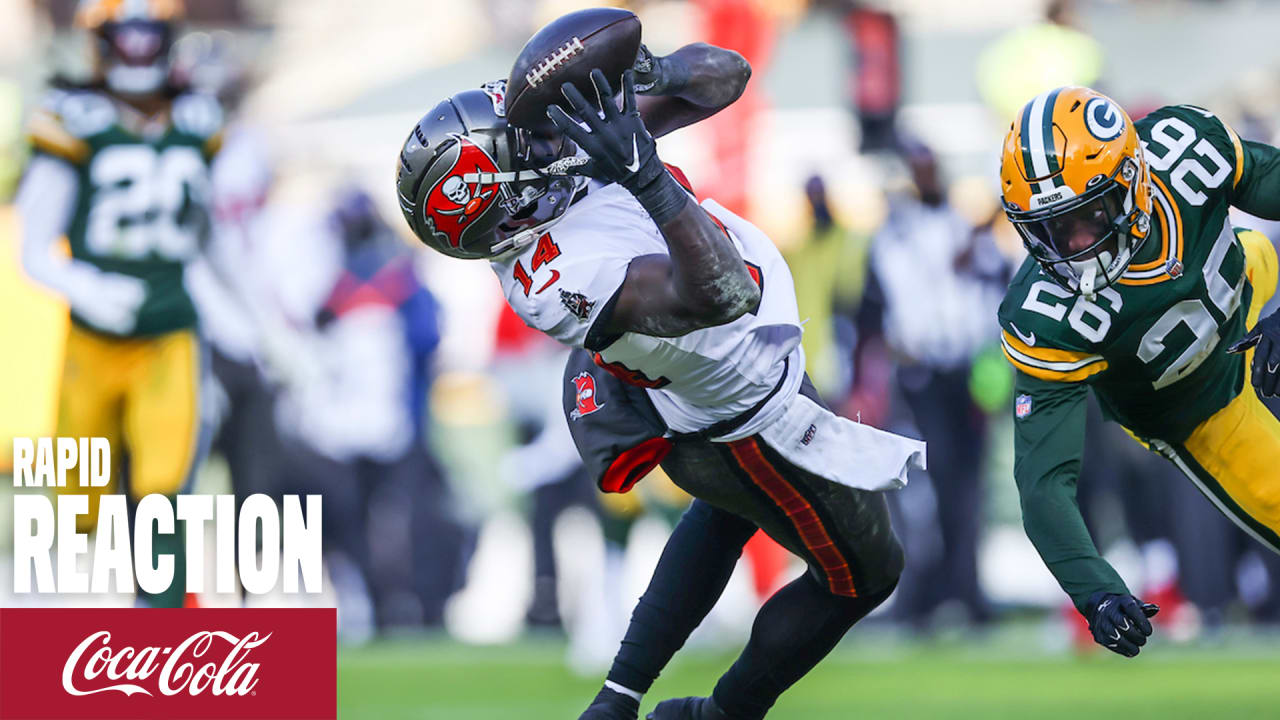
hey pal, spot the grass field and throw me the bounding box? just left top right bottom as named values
left=337, top=626, right=1280, bottom=719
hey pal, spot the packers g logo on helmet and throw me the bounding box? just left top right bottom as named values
left=1000, top=86, right=1153, bottom=299
left=1084, top=97, right=1125, bottom=141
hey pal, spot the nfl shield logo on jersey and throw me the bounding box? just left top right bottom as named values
left=1015, top=393, right=1033, bottom=419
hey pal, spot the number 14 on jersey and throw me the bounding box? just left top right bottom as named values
left=512, top=233, right=562, bottom=296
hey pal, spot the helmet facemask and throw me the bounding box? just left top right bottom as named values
left=1007, top=156, right=1151, bottom=299
left=486, top=127, right=586, bottom=256
left=96, top=19, right=175, bottom=96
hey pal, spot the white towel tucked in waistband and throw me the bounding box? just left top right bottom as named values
left=758, top=393, right=925, bottom=492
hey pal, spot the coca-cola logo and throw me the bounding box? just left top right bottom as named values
left=62, top=630, right=271, bottom=698
left=0, top=608, right=335, bottom=720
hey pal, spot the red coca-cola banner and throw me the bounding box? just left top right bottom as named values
left=0, top=608, right=335, bottom=719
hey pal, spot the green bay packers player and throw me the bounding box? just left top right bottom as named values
left=998, top=86, right=1280, bottom=657
left=16, top=0, right=220, bottom=607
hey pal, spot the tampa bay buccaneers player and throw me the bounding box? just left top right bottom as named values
left=17, top=0, right=221, bottom=607
left=998, top=86, right=1280, bottom=657
left=397, top=17, right=924, bottom=720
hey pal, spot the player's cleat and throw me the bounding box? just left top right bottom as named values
left=646, top=696, right=729, bottom=720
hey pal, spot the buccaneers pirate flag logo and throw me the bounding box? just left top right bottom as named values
left=570, top=371, right=604, bottom=420
left=424, top=135, right=504, bottom=249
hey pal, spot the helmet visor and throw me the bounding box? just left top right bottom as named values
left=486, top=126, right=585, bottom=254
left=1014, top=181, right=1127, bottom=264
left=103, top=20, right=171, bottom=65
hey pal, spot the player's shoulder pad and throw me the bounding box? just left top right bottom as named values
left=26, top=89, right=116, bottom=164
left=997, top=259, right=1109, bottom=383
left=171, top=92, right=226, bottom=157
left=1139, top=104, right=1245, bottom=191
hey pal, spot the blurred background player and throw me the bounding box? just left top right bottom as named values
left=15, top=0, right=221, bottom=608
left=854, top=138, right=1009, bottom=631
left=272, top=187, right=469, bottom=633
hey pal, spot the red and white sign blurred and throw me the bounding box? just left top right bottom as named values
left=0, top=608, right=335, bottom=719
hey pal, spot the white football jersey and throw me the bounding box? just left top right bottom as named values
left=490, top=181, right=804, bottom=437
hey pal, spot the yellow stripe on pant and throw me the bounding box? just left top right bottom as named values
left=55, top=324, right=202, bottom=532
left=1174, top=229, right=1280, bottom=552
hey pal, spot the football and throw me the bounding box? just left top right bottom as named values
left=505, top=7, right=642, bottom=129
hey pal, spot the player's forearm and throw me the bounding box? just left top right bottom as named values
left=1018, top=468, right=1130, bottom=613
left=16, top=155, right=84, bottom=296
left=1233, top=140, right=1280, bottom=219
left=614, top=189, right=760, bottom=336
left=657, top=190, right=760, bottom=326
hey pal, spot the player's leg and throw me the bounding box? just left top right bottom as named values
left=693, top=436, right=900, bottom=720
left=123, top=329, right=208, bottom=607
left=642, top=428, right=901, bottom=720
left=584, top=380, right=900, bottom=720
left=54, top=325, right=126, bottom=532
left=581, top=498, right=758, bottom=720
left=1160, top=229, right=1280, bottom=554
left=1163, top=401, right=1280, bottom=556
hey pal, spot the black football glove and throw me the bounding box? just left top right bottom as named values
left=1084, top=591, right=1159, bottom=658
left=546, top=69, right=666, bottom=194
left=1228, top=309, right=1280, bottom=397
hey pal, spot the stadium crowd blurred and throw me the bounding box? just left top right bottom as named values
left=5, top=0, right=1280, bottom=663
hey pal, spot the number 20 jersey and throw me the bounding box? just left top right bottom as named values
left=26, top=88, right=223, bottom=337
left=491, top=180, right=805, bottom=437
left=998, top=105, right=1255, bottom=443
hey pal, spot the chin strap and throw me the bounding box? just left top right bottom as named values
left=1079, top=265, right=1099, bottom=301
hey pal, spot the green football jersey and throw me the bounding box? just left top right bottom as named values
left=27, top=87, right=223, bottom=337
left=999, top=104, right=1255, bottom=443
left=997, top=103, right=1280, bottom=610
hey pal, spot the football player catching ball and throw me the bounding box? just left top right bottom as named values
left=396, top=9, right=924, bottom=719
left=998, top=86, right=1280, bottom=657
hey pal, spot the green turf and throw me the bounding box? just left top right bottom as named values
left=337, top=629, right=1280, bottom=719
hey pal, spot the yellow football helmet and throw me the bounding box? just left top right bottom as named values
left=75, top=0, right=185, bottom=96
left=1000, top=86, right=1152, bottom=298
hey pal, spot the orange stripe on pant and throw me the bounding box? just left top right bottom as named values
left=728, top=436, right=858, bottom=597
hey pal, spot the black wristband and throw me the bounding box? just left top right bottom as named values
left=630, top=170, right=690, bottom=226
